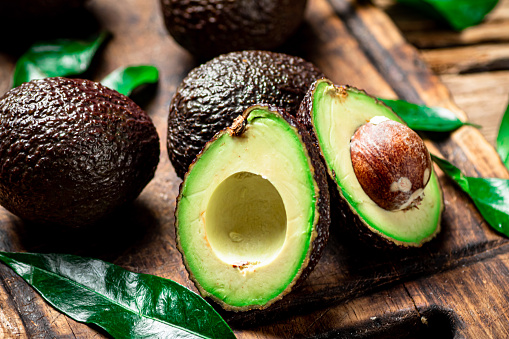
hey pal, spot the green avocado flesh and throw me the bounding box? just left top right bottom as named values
left=176, top=107, right=318, bottom=310
left=312, top=80, right=442, bottom=245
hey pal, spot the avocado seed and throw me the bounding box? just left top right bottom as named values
left=350, top=117, right=432, bottom=211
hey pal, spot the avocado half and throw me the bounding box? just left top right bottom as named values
left=160, top=0, right=307, bottom=59
left=167, top=50, right=324, bottom=178
left=0, top=77, right=160, bottom=228
left=175, top=105, right=330, bottom=311
left=297, top=79, right=443, bottom=247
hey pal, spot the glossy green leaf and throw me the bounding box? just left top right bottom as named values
left=380, top=98, right=479, bottom=132
left=12, top=32, right=109, bottom=88
left=397, top=0, right=499, bottom=30
left=0, top=252, right=236, bottom=339
left=101, top=65, right=159, bottom=96
left=432, top=155, right=509, bottom=237
left=496, top=99, right=509, bottom=169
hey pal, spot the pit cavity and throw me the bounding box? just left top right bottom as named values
left=205, top=171, right=287, bottom=267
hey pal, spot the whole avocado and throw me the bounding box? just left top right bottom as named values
left=167, top=50, right=324, bottom=178
left=0, top=77, right=160, bottom=228
left=160, top=0, right=308, bottom=59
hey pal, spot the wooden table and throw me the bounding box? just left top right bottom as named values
left=374, top=0, right=509, bottom=147
left=0, top=0, right=509, bottom=338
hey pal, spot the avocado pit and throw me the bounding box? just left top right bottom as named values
left=350, top=117, right=432, bottom=211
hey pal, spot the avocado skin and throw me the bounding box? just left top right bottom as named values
left=160, top=0, right=307, bottom=59
left=176, top=104, right=330, bottom=310
left=296, top=79, right=442, bottom=248
left=167, top=50, right=324, bottom=178
left=0, top=77, right=160, bottom=228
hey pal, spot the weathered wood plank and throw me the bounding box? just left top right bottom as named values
left=405, top=251, right=509, bottom=338
left=235, top=285, right=422, bottom=338
left=0, top=264, right=79, bottom=338
left=0, top=276, right=27, bottom=338
left=421, top=44, right=509, bottom=74
left=282, top=0, right=396, bottom=97
left=492, top=0, right=509, bottom=21
left=440, top=70, right=509, bottom=147
left=406, top=22, right=509, bottom=49
left=373, top=0, right=509, bottom=34
left=0, top=54, right=14, bottom=92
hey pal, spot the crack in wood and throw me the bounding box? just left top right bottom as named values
left=64, top=316, right=78, bottom=339
left=0, top=266, right=31, bottom=338
left=306, top=308, right=335, bottom=336
left=0, top=264, right=67, bottom=338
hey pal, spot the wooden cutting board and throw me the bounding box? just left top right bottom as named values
left=0, top=0, right=508, bottom=337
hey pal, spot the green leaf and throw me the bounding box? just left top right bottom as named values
left=12, top=32, right=109, bottom=88
left=496, top=99, right=509, bottom=169
left=0, top=252, right=236, bottom=339
left=397, top=0, right=499, bottom=30
left=101, top=65, right=159, bottom=96
left=380, top=98, right=478, bottom=132
left=432, top=155, right=509, bottom=237
left=431, top=155, right=469, bottom=191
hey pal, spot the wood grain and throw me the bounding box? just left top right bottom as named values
left=421, top=44, right=509, bottom=74
left=405, top=21, right=509, bottom=49
left=373, top=0, right=509, bottom=149
left=441, top=70, right=509, bottom=147
left=373, top=0, right=509, bottom=39
left=0, top=0, right=508, bottom=337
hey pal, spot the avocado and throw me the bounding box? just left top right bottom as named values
left=167, top=50, right=324, bottom=178
left=175, top=105, right=330, bottom=311
left=160, top=0, right=307, bottom=59
left=297, top=79, right=443, bottom=247
left=0, top=77, right=160, bottom=228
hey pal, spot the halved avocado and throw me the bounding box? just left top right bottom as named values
left=297, top=79, right=443, bottom=247
left=175, top=105, right=329, bottom=311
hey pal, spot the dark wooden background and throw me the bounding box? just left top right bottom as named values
left=374, top=0, right=509, bottom=148
left=0, top=0, right=509, bottom=337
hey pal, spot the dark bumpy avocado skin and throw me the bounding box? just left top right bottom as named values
left=160, top=0, right=307, bottom=59
left=167, top=50, right=324, bottom=178
left=0, top=77, right=159, bottom=228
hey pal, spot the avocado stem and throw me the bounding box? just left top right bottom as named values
left=228, top=110, right=251, bottom=136
left=228, top=115, right=246, bottom=136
